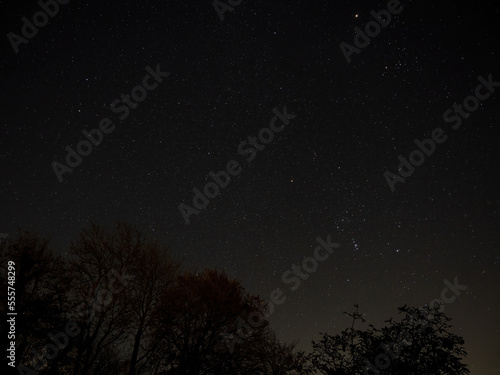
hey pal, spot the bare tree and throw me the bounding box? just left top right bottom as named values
left=67, top=224, right=133, bottom=375
left=66, top=223, right=180, bottom=375
left=0, top=231, right=71, bottom=373
left=121, top=230, right=181, bottom=375
left=254, top=328, right=310, bottom=375
left=153, top=269, right=271, bottom=375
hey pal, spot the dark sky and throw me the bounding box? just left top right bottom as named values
left=1, top=0, right=499, bottom=373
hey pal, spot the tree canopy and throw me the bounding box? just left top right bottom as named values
left=1, top=226, right=469, bottom=375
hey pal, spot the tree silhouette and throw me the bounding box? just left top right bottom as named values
left=0, top=231, right=73, bottom=373
left=67, top=224, right=134, bottom=375
left=308, top=304, right=470, bottom=375
left=118, top=226, right=181, bottom=375
left=66, top=223, right=180, bottom=375
left=251, top=327, right=310, bottom=375
left=1, top=226, right=472, bottom=375
left=152, top=269, right=274, bottom=374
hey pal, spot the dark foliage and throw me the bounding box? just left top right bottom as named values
left=2, top=228, right=469, bottom=375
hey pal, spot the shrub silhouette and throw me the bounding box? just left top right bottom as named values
left=308, top=304, right=470, bottom=375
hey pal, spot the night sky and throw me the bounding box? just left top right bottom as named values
left=1, top=0, right=499, bottom=373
